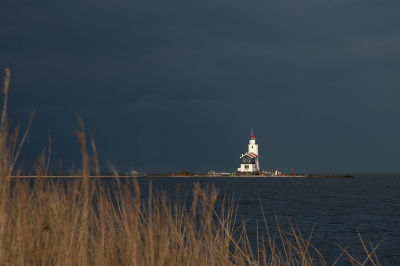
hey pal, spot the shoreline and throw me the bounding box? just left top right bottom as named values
left=12, top=174, right=353, bottom=178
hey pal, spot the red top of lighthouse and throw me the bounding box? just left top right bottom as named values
left=251, top=134, right=255, bottom=139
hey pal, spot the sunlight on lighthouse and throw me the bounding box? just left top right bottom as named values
left=237, top=128, right=260, bottom=173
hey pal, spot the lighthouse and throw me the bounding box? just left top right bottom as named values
left=238, top=128, right=260, bottom=173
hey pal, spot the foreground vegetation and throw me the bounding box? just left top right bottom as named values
left=0, top=69, right=383, bottom=265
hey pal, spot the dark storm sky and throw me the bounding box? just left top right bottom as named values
left=1, top=0, right=399, bottom=174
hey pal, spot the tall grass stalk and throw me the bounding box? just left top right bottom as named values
left=0, top=69, right=383, bottom=265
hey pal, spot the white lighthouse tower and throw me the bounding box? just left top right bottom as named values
left=238, top=128, right=260, bottom=173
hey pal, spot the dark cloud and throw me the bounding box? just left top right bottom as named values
left=1, top=0, right=399, bottom=173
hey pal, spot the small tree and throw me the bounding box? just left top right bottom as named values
left=176, top=170, right=194, bottom=176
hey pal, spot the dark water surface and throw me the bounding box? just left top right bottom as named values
left=106, top=174, right=400, bottom=265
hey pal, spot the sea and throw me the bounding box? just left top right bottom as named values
left=109, top=174, right=400, bottom=265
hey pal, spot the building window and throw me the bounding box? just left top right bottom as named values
left=245, top=165, right=249, bottom=169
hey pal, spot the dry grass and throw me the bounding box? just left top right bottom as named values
left=0, top=69, right=384, bottom=265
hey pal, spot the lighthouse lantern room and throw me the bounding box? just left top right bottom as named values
left=238, top=128, right=260, bottom=173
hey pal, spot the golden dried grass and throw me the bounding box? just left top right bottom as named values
left=0, top=69, right=383, bottom=265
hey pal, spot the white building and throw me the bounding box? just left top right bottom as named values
left=274, top=170, right=281, bottom=176
left=237, top=131, right=260, bottom=173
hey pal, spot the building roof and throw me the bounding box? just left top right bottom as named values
left=251, top=134, right=256, bottom=139
left=240, top=152, right=258, bottom=159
